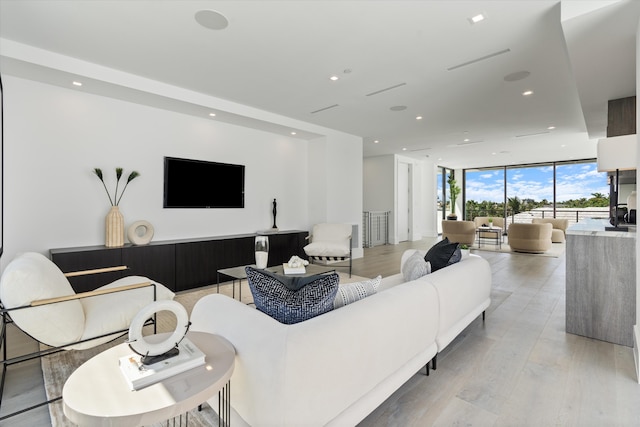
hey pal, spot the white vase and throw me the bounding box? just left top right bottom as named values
left=255, top=235, right=269, bottom=269
left=105, top=206, right=124, bottom=247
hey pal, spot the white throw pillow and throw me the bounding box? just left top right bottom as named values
left=334, top=275, right=382, bottom=309
left=0, top=252, right=85, bottom=347
left=402, top=251, right=431, bottom=282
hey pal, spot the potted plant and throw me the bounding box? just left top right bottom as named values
left=488, top=217, right=493, bottom=228
left=446, top=174, right=461, bottom=220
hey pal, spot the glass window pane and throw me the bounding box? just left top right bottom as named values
left=464, top=168, right=505, bottom=221
left=555, top=161, right=609, bottom=224
left=506, top=164, right=554, bottom=227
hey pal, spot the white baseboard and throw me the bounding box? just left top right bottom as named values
left=634, top=325, right=640, bottom=384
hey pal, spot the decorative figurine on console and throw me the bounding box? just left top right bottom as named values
left=272, top=198, right=279, bottom=231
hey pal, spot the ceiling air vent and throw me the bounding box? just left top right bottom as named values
left=310, top=104, right=339, bottom=114
left=447, top=48, right=511, bottom=71
left=365, top=83, right=407, bottom=97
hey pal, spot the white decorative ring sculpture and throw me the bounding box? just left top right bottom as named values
left=128, top=300, right=189, bottom=357
left=127, top=220, right=154, bottom=245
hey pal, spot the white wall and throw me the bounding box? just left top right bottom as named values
left=2, top=75, right=363, bottom=267
left=363, top=155, right=437, bottom=245
left=363, top=155, right=395, bottom=241
left=397, top=155, right=437, bottom=241
left=308, top=135, right=364, bottom=257
left=421, top=160, right=439, bottom=238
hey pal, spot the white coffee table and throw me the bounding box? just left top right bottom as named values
left=63, top=331, right=235, bottom=426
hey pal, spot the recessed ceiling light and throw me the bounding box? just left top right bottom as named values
left=290, top=131, right=297, bottom=135
left=469, top=13, right=486, bottom=24
left=209, top=113, right=216, bottom=117
left=374, top=140, right=380, bottom=144
left=547, top=126, right=556, bottom=130
left=522, top=90, right=534, bottom=96
left=402, top=148, right=407, bottom=151
left=561, top=144, right=567, bottom=147
left=72, top=81, right=82, bottom=87
left=416, top=116, right=423, bottom=120
left=329, top=76, right=339, bottom=81
left=195, top=10, right=229, bottom=30
left=464, top=138, right=470, bottom=142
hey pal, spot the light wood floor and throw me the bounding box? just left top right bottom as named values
left=358, top=241, right=640, bottom=426
left=2, top=238, right=640, bottom=426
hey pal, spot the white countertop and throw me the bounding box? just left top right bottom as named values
left=567, top=218, right=636, bottom=238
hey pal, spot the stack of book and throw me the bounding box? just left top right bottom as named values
left=119, top=337, right=205, bottom=390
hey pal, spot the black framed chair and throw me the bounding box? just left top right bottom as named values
left=303, top=223, right=352, bottom=277
left=0, top=252, right=175, bottom=420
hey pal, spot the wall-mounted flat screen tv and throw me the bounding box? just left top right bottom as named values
left=163, top=157, right=245, bottom=208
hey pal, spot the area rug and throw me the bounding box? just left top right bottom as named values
left=471, top=240, right=565, bottom=258
left=42, top=271, right=366, bottom=426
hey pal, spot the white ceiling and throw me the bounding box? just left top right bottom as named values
left=0, top=0, right=638, bottom=169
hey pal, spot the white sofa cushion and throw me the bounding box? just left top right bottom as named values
left=0, top=252, right=85, bottom=347
left=310, top=223, right=351, bottom=241
left=426, top=255, right=492, bottom=351
left=76, top=275, right=175, bottom=350
left=303, top=241, right=350, bottom=257
left=304, top=223, right=351, bottom=257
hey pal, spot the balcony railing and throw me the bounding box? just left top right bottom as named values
left=465, top=207, right=609, bottom=228
left=456, top=207, right=610, bottom=232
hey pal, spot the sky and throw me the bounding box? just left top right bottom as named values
left=441, top=162, right=609, bottom=204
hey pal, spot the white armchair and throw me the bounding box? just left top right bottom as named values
left=303, top=223, right=352, bottom=277
left=0, top=252, right=175, bottom=418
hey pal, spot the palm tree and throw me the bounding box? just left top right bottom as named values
left=508, top=196, right=522, bottom=215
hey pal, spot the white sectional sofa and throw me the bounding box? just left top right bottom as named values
left=190, top=250, right=491, bottom=426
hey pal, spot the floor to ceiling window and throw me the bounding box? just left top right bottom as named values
left=462, top=159, right=608, bottom=232
left=436, top=167, right=452, bottom=234
left=506, top=163, right=554, bottom=223
left=464, top=167, right=505, bottom=220
left=555, top=161, right=610, bottom=222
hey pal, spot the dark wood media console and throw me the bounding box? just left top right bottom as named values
left=50, top=230, right=308, bottom=293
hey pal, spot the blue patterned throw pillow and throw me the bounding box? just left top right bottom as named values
left=245, top=267, right=340, bottom=324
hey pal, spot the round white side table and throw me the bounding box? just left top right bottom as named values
left=63, top=331, right=235, bottom=426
